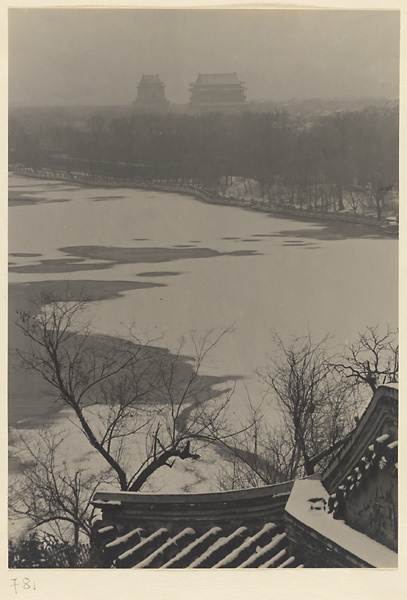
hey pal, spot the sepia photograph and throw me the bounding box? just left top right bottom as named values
left=7, top=6, right=399, bottom=573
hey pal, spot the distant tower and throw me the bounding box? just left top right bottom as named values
left=187, top=73, right=247, bottom=114
left=133, top=74, right=170, bottom=111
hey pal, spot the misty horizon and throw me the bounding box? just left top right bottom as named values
left=9, top=9, right=400, bottom=107
left=8, top=96, right=399, bottom=110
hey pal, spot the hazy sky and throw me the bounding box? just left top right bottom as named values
left=9, top=8, right=400, bottom=106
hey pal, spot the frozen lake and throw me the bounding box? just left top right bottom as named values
left=9, top=175, right=398, bottom=418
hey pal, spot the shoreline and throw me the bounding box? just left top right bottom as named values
left=8, top=278, right=237, bottom=485
left=11, top=167, right=390, bottom=234
left=8, top=279, right=234, bottom=429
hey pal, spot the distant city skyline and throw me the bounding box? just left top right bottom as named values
left=9, top=8, right=400, bottom=107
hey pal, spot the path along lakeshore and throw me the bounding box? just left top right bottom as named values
left=12, top=166, right=390, bottom=234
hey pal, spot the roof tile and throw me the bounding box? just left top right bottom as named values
left=278, top=555, right=297, bottom=568
left=133, top=528, right=196, bottom=569
left=213, top=523, right=278, bottom=568
left=189, top=527, right=248, bottom=568
left=259, top=547, right=288, bottom=568
left=116, top=528, right=169, bottom=568
left=239, top=532, right=287, bottom=568
left=95, top=522, right=298, bottom=568
left=162, top=527, right=222, bottom=568
left=104, top=528, right=144, bottom=561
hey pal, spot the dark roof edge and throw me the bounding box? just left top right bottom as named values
left=93, top=478, right=295, bottom=506
left=322, top=385, right=398, bottom=492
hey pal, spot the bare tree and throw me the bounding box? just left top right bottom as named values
left=214, top=398, right=282, bottom=490
left=9, top=428, right=111, bottom=544
left=15, top=292, right=235, bottom=498
left=214, top=324, right=398, bottom=491
left=124, top=329, right=235, bottom=492
left=257, top=332, right=358, bottom=477
left=330, top=324, right=398, bottom=393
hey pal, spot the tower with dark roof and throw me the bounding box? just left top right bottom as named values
left=188, top=72, right=247, bottom=113
left=133, top=74, right=170, bottom=111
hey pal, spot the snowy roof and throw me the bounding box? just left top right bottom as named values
left=191, top=73, right=244, bottom=86
left=327, top=433, right=398, bottom=518
left=90, top=386, right=398, bottom=568
left=286, top=478, right=397, bottom=568
left=322, top=385, right=398, bottom=494
left=321, top=385, right=398, bottom=556
left=93, top=520, right=301, bottom=568
left=91, top=481, right=296, bottom=568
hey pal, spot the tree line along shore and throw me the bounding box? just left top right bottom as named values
left=10, top=168, right=395, bottom=238
left=9, top=105, right=399, bottom=224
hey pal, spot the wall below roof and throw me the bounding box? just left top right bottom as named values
left=286, top=513, right=372, bottom=568
left=339, top=448, right=398, bottom=551
left=285, top=478, right=397, bottom=568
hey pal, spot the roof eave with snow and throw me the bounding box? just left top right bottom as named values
left=285, top=477, right=397, bottom=568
